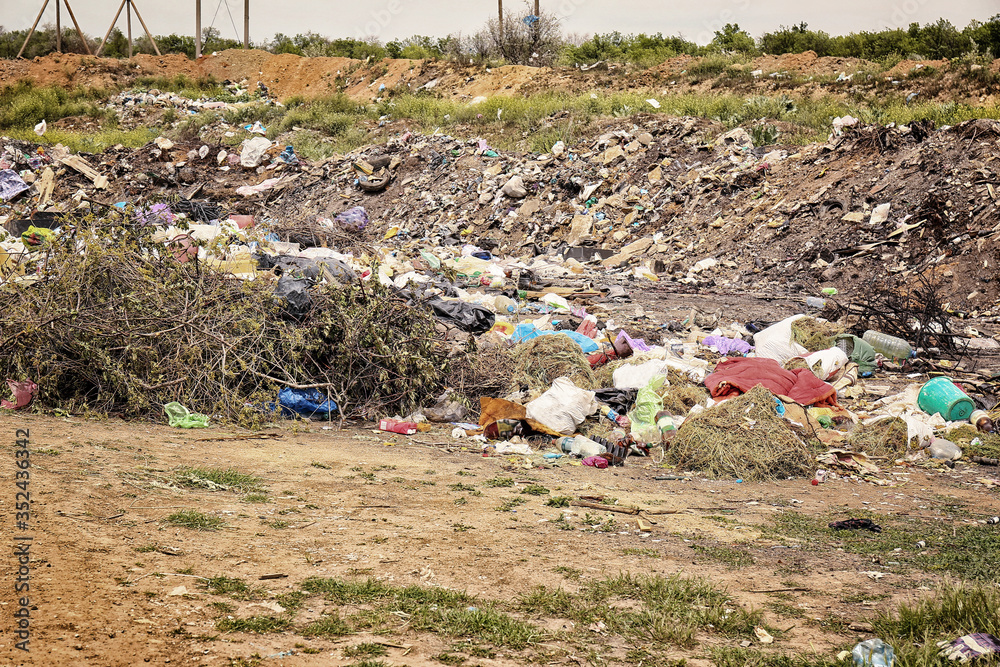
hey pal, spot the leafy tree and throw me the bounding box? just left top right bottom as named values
left=709, top=23, right=756, bottom=55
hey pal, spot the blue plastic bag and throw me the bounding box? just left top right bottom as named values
left=511, top=324, right=600, bottom=354
left=277, top=387, right=338, bottom=418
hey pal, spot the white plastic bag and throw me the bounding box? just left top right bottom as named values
left=240, top=136, right=272, bottom=167
left=753, top=315, right=808, bottom=363
left=525, top=377, right=598, bottom=435
left=794, top=347, right=848, bottom=381
left=613, top=360, right=669, bottom=390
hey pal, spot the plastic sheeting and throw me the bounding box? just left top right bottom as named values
left=277, top=387, right=338, bottom=418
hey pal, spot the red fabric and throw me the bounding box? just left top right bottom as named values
left=704, top=357, right=838, bottom=406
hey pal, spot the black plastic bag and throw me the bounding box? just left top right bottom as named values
left=425, top=296, right=495, bottom=334
left=595, top=388, right=638, bottom=414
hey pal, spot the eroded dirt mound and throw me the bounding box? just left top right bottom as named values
left=4, top=50, right=999, bottom=104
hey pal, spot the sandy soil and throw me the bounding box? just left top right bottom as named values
left=1, top=408, right=997, bottom=666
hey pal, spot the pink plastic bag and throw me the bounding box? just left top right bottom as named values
left=1, top=379, right=37, bottom=410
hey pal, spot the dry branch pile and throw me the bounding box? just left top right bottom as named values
left=0, top=213, right=448, bottom=423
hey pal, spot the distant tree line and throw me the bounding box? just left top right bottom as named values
left=1, top=10, right=998, bottom=66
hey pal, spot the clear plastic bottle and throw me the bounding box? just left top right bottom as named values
left=569, top=435, right=606, bottom=458
left=852, top=638, right=895, bottom=667
left=928, top=437, right=962, bottom=461
left=863, top=330, right=915, bottom=361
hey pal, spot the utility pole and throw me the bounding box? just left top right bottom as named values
left=244, top=0, right=249, bottom=49
left=17, top=0, right=92, bottom=58
left=96, top=0, right=161, bottom=57
left=498, top=0, right=503, bottom=46
left=195, top=0, right=201, bottom=58
left=534, top=0, right=539, bottom=16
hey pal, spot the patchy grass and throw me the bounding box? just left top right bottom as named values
left=871, top=583, right=1000, bottom=667
left=692, top=543, right=756, bottom=568
left=517, top=573, right=761, bottom=647
left=343, top=643, right=389, bottom=658
left=202, top=576, right=265, bottom=601
left=301, top=614, right=352, bottom=638
left=164, top=510, right=224, bottom=531
left=710, top=647, right=841, bottom=667
left=545, top=496, right=572, bottom=507
left=216, top=616, right=290, bottom=634
left=767, top=510, right=1000, bottom=581
left=520, top=484, right=550, bottom=496
left=174, top=467, right=265, bottom=493
left=299, top=577, right=539, bottom=648
left=483, top=476, right=515, bottom=488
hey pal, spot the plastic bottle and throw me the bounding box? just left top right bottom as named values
left=568, top=435, right=606, bottom=458
left=971, top=410, right=996, bottom=433
left=928, top=437, right=962, bottom=461
left=852, top=638, right=895, bottom=667
left=863, top=330, right=915, bottom=361
left=805, top=296, right=826, bottom=309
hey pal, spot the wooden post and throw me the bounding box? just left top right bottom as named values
left=96, top=0, right=128, bottom=56
left=498, top=0, right=503, bottom=48
left=130, top=1, right=162, bottom=55
left=126, top=0, right=132, bottom=58
left=55, top=0, right=61, bottom=52
left=17, top=0, right=51, bottom=59
left=534, top=0, right=539, bottom=16
left=63, top=0, right=93, bottom=55
left=244, top=0, right=249, bottom=49
left=195, top=0, right=202, bottom=58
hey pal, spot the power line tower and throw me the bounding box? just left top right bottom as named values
left=95, top=0, right=161, bottom=58
left=17, top=0, right=92, bottom=58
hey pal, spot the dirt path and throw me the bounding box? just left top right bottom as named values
left=1, top=412, right=998, bottom=666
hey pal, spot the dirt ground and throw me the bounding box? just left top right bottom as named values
left=3, top=50, right=999, bottom=104
left=2, top=385, right=998, bottom=666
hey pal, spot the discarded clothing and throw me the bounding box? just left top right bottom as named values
left=835, top=334, right=877, bottom=376
left=0, top=169, right=29, bottom=201
left=163, top=402, right=210, bottom=428
left=937, top=633, right=1000, bottom=662
left=705, top=357, right=838, bottom=406
left=828, top=518, right=882, bottom=533
left=702, top=335, right=753, bottom=355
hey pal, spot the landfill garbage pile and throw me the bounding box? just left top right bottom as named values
left=3, top=97, right=1000, bottom=485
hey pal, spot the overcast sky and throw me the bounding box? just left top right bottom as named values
left=2, top=0, right=997, bottom=47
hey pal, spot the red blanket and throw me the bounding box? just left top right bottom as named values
left=705, top=357, right=838, bottom=406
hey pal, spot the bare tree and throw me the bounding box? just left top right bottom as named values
left=476, top=1, right=564, bottom=66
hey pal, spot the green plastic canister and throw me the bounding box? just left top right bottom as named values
left=917, top=377, right=975, bottom=421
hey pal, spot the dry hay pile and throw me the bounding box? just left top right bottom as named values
left=846, top=417, right=911, bottom=457
left=667, top=385, right=815, bottom=481
left=0, top=213, right=447, bottom=423
left=447, top=344, right=518, bottom=404
left=509, top=334, right=597, bottom=392
left=791, top=317, right=844, bottom=352
left=657, top=383, right=709, bottom=415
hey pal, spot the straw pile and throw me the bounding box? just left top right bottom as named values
left=846, top=417, right=910, bottom=457
left=667, top=385, right=815, bottom=481
left=791, top=317, right=844, bottom=352
left=509, top=335, right=597, bottom=391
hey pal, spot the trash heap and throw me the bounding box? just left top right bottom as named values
left=2, top=106, right=1000, bottom=483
